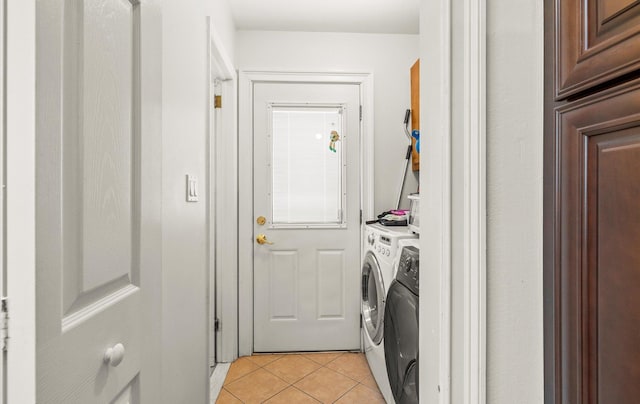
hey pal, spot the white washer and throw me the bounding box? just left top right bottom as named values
left=361, top=223, right=417, bottom=403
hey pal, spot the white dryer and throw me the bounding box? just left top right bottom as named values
left=361, top=223, right=417, bottom=403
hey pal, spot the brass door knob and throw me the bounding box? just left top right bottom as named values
left=256, top=234, right=274, bottom=245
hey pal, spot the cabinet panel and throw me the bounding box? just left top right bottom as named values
left=556, top=0, right=640, bottom=98
left=553, top=79, right=640, bottom=402
left=410, top=59, right=420, bottom=171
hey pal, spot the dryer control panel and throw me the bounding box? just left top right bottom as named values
left=396, top=246, right=419, bottom=295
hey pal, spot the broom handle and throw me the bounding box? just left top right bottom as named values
left=395, top=144, right=412, bottom=210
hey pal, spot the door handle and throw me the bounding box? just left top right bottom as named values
left=104, top=343, right=125, bottom=367
left=256, top=234, right=274, bottom=245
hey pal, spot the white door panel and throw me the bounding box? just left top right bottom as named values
left=0, top=0, right=5, bottom=399
left=36, top=0, right=161, bottom=402
left=253, top=82, right=361, bottom=352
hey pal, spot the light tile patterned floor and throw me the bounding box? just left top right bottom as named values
left=216, top=352, right=385, bottom=404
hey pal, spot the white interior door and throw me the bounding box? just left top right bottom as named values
left=36, top=0, right=162, bottom=402
left=253, top=82, right=361, bottom=352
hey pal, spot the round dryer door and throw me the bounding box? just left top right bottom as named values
left=361, top=251, right=385, bottom=345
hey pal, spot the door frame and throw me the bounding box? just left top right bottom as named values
left=237, top=71, right=374, bottom=356
left=206, top=18, right=238, bottom=365
left=420, top=0, right=487, bottom=402
left=5, top=0, right=37, bottom=402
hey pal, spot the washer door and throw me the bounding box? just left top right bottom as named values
left=384, top=280, right=419, bottom=404
left=361, top=251, right=385, bottom=345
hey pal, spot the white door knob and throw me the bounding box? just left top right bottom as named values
left=104, top=343, right=125, bottom=367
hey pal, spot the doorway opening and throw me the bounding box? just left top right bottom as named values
left=206, top=18, right=238, bottom=375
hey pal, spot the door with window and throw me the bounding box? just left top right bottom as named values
left=36, top=0, right=162, bottom=402
left=253, top=82, right=361, bottom=352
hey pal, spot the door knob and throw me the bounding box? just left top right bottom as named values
left=104, top=343, right=125, bottom=367
left=256, top=234, right=274, bottom=245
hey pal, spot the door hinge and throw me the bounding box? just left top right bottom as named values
left=360, top=314, right=363, bottom=329
left=214, top=318, right=220, bottom=332
left=214, top=95, right=222, bottom=109
left=359, top=105, right=363, bottom=121
left=360, top=209, right=363, bottom=225
left=1, top=298, right=8, bottom=351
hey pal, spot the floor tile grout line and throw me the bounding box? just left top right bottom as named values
left=290, top=385, right=323, bottom=403
left=222, top=386, right=244, bottom=403
left=259, top=355, right=323, bottom=385
left=224, top=366, right=262, bottom=387
left=292, top=364, right=327, bottom=387
left=257, top=381, right=290, bottom=404
left=321, top=364, right=364, bottom=385
left=260, top=366, right=303, bottom=387
left=331, top=381, right=361, bottom=403
left=358, top=380, right=384, bottom=394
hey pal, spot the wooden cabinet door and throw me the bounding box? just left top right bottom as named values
left=555, top=0, right=640, bottom=99
left=552, top=78, right=640, bottom=403
left=410, top=59, right=420, bottom=171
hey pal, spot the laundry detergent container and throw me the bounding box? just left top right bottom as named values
left=407, top=194, right=419, bottom=234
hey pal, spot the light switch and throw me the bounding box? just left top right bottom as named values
left=186, top=175, right=199, bottom=202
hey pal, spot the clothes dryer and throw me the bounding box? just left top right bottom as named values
left=384, top=239, right=420, bottom=404
left=361, top=224, right=417, bottom=403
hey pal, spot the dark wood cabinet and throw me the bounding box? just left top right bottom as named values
left=546, top=1, right=640, bottom=402
left=556, top=0, right=640, bottom=99
left=552, top=80, right=640, bottom=403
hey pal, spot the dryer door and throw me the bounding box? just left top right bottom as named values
left=361, top=251, right=385, bottom=344
left=384, top=280, right=419, bottom=404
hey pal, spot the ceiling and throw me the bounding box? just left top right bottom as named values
left=228, top=0, right=420, bottom=35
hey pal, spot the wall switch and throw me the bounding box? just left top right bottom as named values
left=186, top=175, right=199, bottom=202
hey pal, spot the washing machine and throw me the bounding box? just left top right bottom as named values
left=384, top=239, right=419, bottom=404
left=361, top=223, right=417, bottom=403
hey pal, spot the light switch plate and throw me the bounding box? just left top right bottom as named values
left=186, top=175, right=198, bottom=202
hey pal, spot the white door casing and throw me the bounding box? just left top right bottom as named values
left=420, top=0, right=487, bottom=402
left=238, top=72, right=374, bottom=356
left=36, top=0, right=162, bottom=402
left=252, top=82, right=361, bottom=352
left=6, top=0, right=37, bottom=401
left=0, top=0, right=6, bottom=399
left=207, top=18, right=238, bottom=366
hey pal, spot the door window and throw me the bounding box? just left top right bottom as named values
left=269, top=105, right=346, bottom=228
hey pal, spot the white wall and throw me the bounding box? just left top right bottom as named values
left=236, top=31, right=419, bottom=214
left=485, top=0, right=543, bottom=402
left=206, top=0, right=236, bottom=59
left=161, top=1, right=235, bottom=402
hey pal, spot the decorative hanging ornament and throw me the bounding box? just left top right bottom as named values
left=329, top=130, right=340, bottom=152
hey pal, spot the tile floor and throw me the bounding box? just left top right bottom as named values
left=215, top=352, right=386, bottom=403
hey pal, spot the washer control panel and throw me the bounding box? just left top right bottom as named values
left=366, top=231, right=394, bottom=258
left=396, top=246, right=419, bottom=295
left=365, top=225, right=417, bottom=265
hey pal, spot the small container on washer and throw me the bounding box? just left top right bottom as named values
left=407, top=193, right=419, bottom=234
